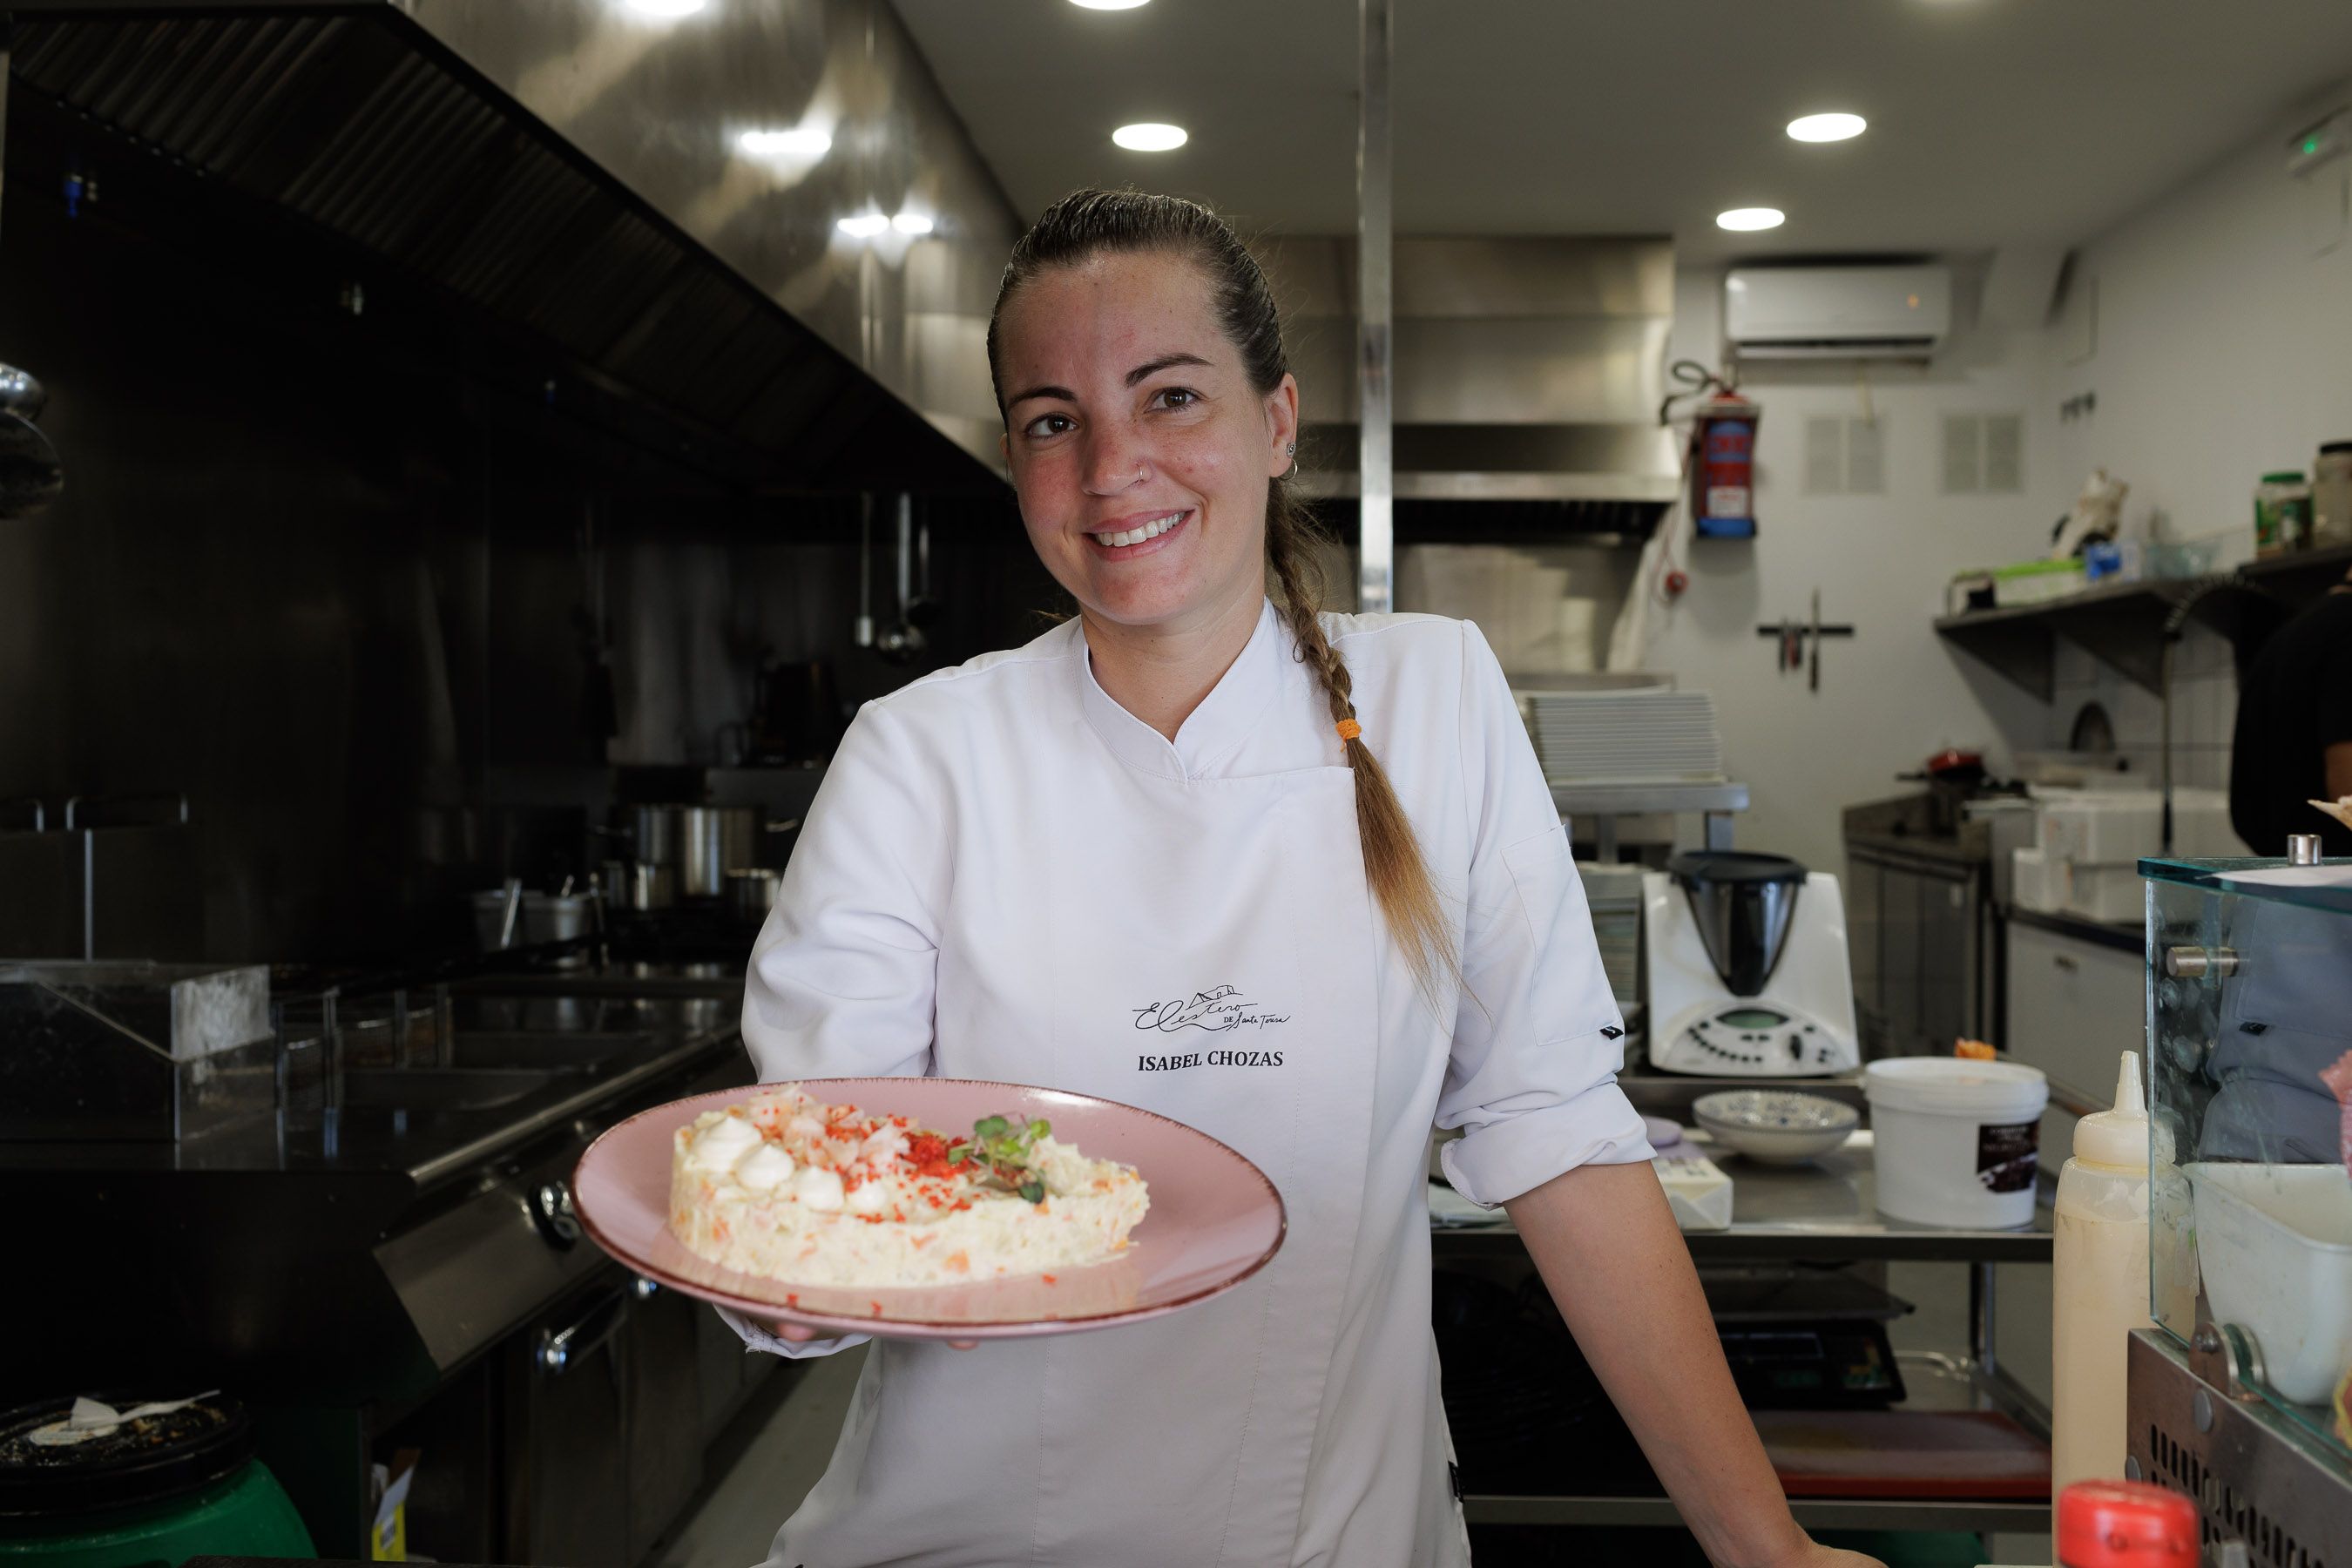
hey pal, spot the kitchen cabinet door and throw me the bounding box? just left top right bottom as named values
left=506, top=1282, right=632, bottom=1568
left=626, top=1281, right=705, bottom=1565
left=2005, top=921, right=2143, bottom=1110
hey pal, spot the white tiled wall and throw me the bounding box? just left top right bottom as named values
left=2042, top=625, right=2240, bottom=801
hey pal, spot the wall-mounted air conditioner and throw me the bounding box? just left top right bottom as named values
left=1725, top=265, right=1952, bottom=361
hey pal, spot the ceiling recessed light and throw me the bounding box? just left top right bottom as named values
left=1112, top=123, right=1187, bottom=152
left=622, top=0, right=706, bottom=17
left=739, top=127, right=831, bottom=159
left=1070, top=0, right=1151, bottom=9
left=836, top=213, right=890, bottom=239
left=891, top=212, right=935, bottom=235
left=1788, top=112, right=1867, bottom=143
left=1716, top=207, right=1787, bottom=232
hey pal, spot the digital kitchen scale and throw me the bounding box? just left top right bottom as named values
left=1642, top=851, right=1860, bottom=1077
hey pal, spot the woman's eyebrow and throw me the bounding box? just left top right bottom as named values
left=1125, top=352, right=1213, bottom=387
left=1004, top=382, right=1076, bottom=410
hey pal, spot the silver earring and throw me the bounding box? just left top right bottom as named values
left=1286, top=442, right=1296, bottom=456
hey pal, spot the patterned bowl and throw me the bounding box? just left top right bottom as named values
left=1691, top=1089, right=1860, bottom=1166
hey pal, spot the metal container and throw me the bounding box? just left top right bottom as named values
left=601, top=860, right=675, bottom=912
left=523, top=894, right=595, bottom=967
left=679, top=806, right=764, bottom=899
left=727, top=868, right=780, bottom=922
left=473, top=885, right=524, bottom=950
left=627, top=806, right=681, bottom=869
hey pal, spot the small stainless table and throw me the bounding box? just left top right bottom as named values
left=1431, top=1130, right=2054, bottom=1536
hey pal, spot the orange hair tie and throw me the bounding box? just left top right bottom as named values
left=1335, top=718, right=1362, bottom=741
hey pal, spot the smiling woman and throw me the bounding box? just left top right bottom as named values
left=726, top=189, right=1877, bottom=1568
left=985, top=188, right=1457, bottom=1005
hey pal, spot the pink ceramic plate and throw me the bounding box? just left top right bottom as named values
left=571, top=1078, right=1287, bottom=1341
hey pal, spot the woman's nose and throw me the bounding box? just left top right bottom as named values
left=1081, top=424, right=1150, bottom=495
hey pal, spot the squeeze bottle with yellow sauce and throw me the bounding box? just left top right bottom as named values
left=2050, top=1051, right=2155, bottom=1495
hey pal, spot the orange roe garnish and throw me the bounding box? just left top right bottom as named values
left=1042, top=1274, right=1058, bottom=1286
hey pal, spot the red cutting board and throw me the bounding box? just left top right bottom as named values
left=1752, top=1410, right=2050, bottom=1498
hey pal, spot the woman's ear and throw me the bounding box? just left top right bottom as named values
left=1265, top=373, right=1301, bottom=478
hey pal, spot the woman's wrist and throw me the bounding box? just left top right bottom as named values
left=1694, top=1506, right=1810, bottom=1568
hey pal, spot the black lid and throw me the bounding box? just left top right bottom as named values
left=1667, top=850, right=1807, bottom=887
left=2322, top=440, right=2352, bottom=454
left=0, top=1392, right=251, bottom=1518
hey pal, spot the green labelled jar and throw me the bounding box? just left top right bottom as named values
left=2254, top=470, right=2312, bottom=556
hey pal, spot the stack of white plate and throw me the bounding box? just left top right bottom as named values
left=1524, top=690, right=1723, bottom=783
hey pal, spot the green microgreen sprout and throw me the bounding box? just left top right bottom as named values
left=946, top=1113, right=1052, bottom=1203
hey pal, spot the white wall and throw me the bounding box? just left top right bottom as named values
left=1639, top=271, right=2065, bottom=878
left=2039, top=75, right=2352, bottom=562
left=1636, top=72, right=2352, bottom=875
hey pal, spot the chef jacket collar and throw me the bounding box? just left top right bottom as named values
left=1074, top=597, right=1288, bottom=781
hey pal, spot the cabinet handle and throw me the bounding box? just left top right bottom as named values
left=537, top=1287, right=629, bottom=1376
left=2051, top=953, right=2079, bottom=974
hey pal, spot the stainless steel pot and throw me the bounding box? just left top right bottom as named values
left=600, top=858, right=675, bottom=911
left=679, top=806, right=764, bottom=899
left=626, top=805, right=681, bottom=868
left=727, top=868, right=781, bottom=921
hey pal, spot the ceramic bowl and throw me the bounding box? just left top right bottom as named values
left=1691, top=1089, right=1860, bottom=1166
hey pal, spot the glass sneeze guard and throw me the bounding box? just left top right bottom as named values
left=2143, top=855, right=2352, bottom=1463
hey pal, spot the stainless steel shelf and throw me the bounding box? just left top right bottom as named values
left=1462, top=1494, right=2050, bottom=1533
left=1432, top=1132, right=2053, bottom=1264
left=1549, top=781, right=1751, bottom=817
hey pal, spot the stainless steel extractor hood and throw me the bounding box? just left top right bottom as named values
left=4, top=0, right=1022, bottom=492
left=1254, top=236, right=1681, bottom=526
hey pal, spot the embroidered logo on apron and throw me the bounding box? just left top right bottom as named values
left=1132, top=984, right=1291, bottom=1071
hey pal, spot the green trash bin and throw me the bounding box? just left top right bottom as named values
left=0, top=1392, right=316, bottom=1568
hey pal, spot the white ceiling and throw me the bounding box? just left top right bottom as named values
left=890, top=0, right=2352, bottom=262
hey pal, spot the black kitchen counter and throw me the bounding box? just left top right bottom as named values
left=0, top=965, right=744, bottom=1188
left=2003, top=902, right=2144, bottom=954
left=3, top=961, right=754, bottom=1404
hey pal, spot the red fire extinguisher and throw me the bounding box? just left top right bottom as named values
left=1692, top=390, right=1761, bottom=538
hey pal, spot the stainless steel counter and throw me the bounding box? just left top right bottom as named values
left=1433, top=1132, right=2052, bottom=1264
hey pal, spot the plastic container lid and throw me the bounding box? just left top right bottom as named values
left=2321, top=440, right=2352, bottom=455
left=2071, top=1051, right=2151, bottom=1169
left=2056, top=1480, right=2200, bottom=1568
left=2261, top=470, right=2308, bottom=484
left=1864, top=1056, right=2048, bottom=1119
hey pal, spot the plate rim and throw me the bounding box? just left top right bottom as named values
left=571, top=1077, right=1289, bottom=1338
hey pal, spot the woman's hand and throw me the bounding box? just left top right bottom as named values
left=767, top=1318, right=977, bottom=1351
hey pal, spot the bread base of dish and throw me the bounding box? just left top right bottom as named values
left=667, top=1085, right=1149, bottom=1289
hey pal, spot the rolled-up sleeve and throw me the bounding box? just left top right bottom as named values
left=1435, top=622, right=1654, bottom=1206
left=720, top=699, right=943, bottom=1357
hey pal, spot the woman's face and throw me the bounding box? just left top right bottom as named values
left=996, top=251, right=1298, bottom=635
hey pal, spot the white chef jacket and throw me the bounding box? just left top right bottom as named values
left=731, top=598, right=1652, bottom=1568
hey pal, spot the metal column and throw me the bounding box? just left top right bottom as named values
left=1355, top=0, right=1394, bottom=613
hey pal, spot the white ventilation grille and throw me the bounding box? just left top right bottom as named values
left=1802, top=416, right=1888, bottom=496
left=1943, top=413, right=2024, bottom=495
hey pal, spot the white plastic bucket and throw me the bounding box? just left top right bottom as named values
left=1865, top=1058, right=2050, bottom=1228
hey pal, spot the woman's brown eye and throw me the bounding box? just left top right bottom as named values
left=1156, top=388, right=1197, bottom=409
left=1026, top=414, right=1073, bottom=438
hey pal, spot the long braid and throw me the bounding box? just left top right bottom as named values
left=1267, top=493, right=1460, bottom=1008
left=990, top=188, right=1460, bottom=1008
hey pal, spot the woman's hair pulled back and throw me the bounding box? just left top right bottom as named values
left=986, top=188, right=1457, bottom=1004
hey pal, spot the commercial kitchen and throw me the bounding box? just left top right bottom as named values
left=3, top=3, right=2350, bottom=1566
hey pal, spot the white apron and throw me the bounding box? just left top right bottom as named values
left=740, top=601, right=1648, bottom=1567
